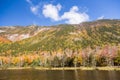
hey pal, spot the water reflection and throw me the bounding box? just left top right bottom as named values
left=0, top=69, right=120, bottom=80
left=74, top=70, right=79, bottom=80
left=108, top=71, right=117, bottom=80
left=62, top=70, right=65, bottom=80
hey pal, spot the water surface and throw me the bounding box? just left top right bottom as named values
left=0, top=69, right=120, bottom=80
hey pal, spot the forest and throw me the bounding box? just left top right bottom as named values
left=0, top=19, right=120, bottom=68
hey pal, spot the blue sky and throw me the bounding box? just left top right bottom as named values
left=0, top=0, right=120, bottom=26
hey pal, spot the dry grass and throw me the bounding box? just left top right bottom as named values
left=0, top=67, right=120, bottom=71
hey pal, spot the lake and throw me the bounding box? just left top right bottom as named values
left=0, top=69, right=120, bottom=80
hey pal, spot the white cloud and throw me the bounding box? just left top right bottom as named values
left=97, top=15, right=105, bottom=20
left=42, top=4, right=62, bottom=21
left=61, top=6, right=89, bottom=24
left=26, top=0, right=32, bottom=5
left=56, top=4, right=62, bottom=10
left=26, top=0, right=40, bottom=16
left=30, top=5, right=39, bottom=15
left=26, top=0, right=31, bottom=3
left=42, top=4, right=89, bottom=24
left=26, top=1, right=89, bottom=24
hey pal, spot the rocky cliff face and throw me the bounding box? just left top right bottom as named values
left=0, top=25, right=52, bottom=42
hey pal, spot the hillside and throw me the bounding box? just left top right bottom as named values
left=0, top=19, right=120, bottom=67
left=0, top=19, right=119, bottom=52
left=0, top=36, right=11, bottom=43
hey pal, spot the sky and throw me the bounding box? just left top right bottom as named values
left=0, top=0, right=120, bottom=26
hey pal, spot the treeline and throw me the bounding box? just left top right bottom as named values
left=0, top=45, right=120, bottom=68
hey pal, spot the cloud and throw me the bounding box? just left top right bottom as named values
left=30, top=5, right=39, bottom=15
left=42, top=4, right=61, bottom=21
left=97, top=15, right=105, bottom=20
left=42, top=4, right=89, bottom=24
left=61, top=6, right=89, bottom=24
left=26, top=0, right=40, bottom=16
left=26, top=0, right=32, bottom=5
left=26, top=0, right=31, bottom=3
left=26, top=1, right=89, bottom=24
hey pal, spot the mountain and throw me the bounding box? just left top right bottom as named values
left=0, top=19, right=120, bottom=55
left=0, top=36, right=11, bottom=43
left=0, top=19, right=120, bottom=67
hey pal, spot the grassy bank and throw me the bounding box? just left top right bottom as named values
left=0, top=67, right=120, bottom=71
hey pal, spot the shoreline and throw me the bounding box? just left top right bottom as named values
left=0, top=67, right=120, bottom=71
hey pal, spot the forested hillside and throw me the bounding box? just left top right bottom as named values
left=0, top=19, right=120, bottom=67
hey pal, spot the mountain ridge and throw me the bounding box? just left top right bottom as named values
left=0, top=19, right=120, bottom=42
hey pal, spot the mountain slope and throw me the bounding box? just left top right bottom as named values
left=0, top=19, right=120, bottom=55
left=0, top=36, right=11, bottom=43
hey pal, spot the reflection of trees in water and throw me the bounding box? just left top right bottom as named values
left=62, top=70, right=65, bottom=80
left=108, top=71, right=117, bottom=80
left=74, top=70, right=79, bottom=80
